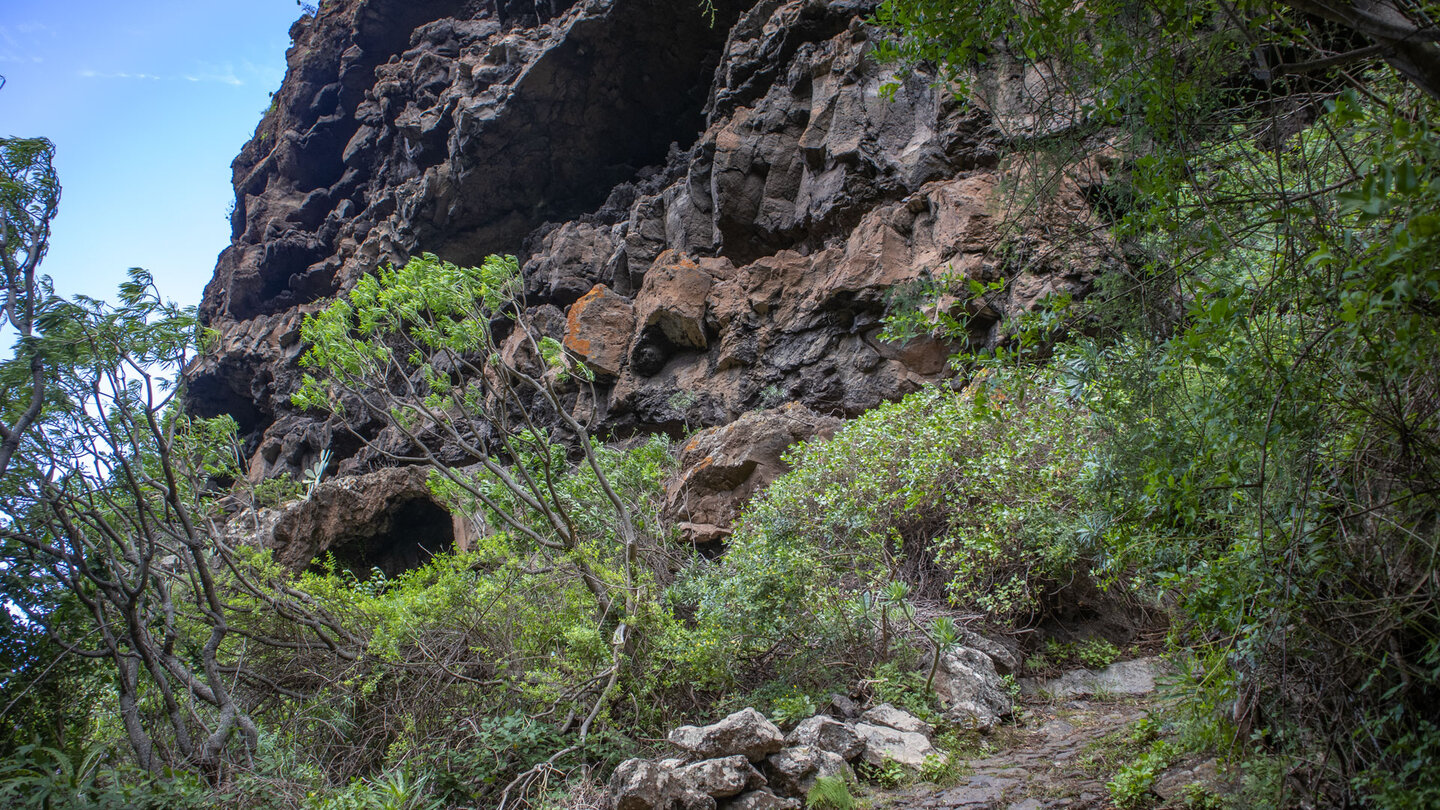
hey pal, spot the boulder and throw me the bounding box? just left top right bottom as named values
left=564, top=284, right=636, bottom=379
left=1020, top=657, right=1160, bottom=699
left=669, top=708, right=785, bottom=762
left=725, top=788, right=800, bottom=810
left=663, top=403, right=841, bottom=542
left=765, top=745, right=854, bottom=798
left=676, top=755, right=766, bottom=798
left=859, top=704, right=933, bottom=738
left=608, top=759, right=715, bottom=810
left=266, top=465, right=457, bottom=575
left=959, top=629, right=1022, bottom=676
left=930, top=646, right=1014, bottom=731
left=825, top=693, right=862, bottom=720
left=784, top=716, right=864, bottom=761
left=854, top=723, right=946, bottom=770
left=632, top=250, right=712, bottom=349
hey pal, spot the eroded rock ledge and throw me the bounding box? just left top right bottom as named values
left=189, top=0, right=1109, bottom=485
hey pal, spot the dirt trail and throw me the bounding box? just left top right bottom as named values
left=868, top=655, right=1229, bottom=810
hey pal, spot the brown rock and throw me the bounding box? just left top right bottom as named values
left=632, top=250, right=712, bottom=350
left=664, top=403, right=841, bottom=542
left=565, top=284, right=636, bottom=379
left=267, top=466, right=456, bottom=576
left=188, top=0, right=1109, bottom=478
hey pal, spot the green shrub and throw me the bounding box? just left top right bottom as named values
left=741, top=372, right=1091, bottom=621
left=669, top=369, right=1096, bottom=688
left=768, top=692, right=818, bottom=730
left=1076, top=639, right=1121, bottom=670
left=1106, top=740, right=1177, bottom=809
left=0, top=743, right=206, bottom=810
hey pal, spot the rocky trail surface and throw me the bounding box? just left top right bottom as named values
left=609, top=657, right=1224, bottom=810
left=876, top=696, right=1153, bottom=810
left=874, top=658, right=1221, bottom=810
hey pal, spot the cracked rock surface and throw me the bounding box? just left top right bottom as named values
left=190, top=0, right=1109, bottom=490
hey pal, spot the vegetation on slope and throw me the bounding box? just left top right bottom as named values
left=4, top=0, right=1440, bottom=804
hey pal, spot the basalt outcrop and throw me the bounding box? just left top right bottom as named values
left=189, top=0, right=1109, bottom=484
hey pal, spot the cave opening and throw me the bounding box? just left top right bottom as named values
left=323, top=497, right=456, bottom=579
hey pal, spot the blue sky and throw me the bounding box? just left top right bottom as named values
left=1, top=1, right=304, bottom=307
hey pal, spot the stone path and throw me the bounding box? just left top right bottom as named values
left=874, top=696, right=1152, bottom=809
left=866, top=656, right=1180, bottom=810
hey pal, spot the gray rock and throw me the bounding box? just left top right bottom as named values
left=826, top=693, right=861, bottom=719
left=724, top=788, right=800, bottom=810
left=859, top=703, right=933, bottom=738
left=785, top=715, right=864, bottom=761
left=931, top=646, right=1014, bottom=731
left=669, top=708, right=785, bottom=762
left=854, top=722, right=946, bottom=769
left=1023, top=658, right=1159, bottom=699
left=677, top=755, right=766, bottom=798
left=608, top=759, right=715, bottom=810
left=1152, top=756, right=1219, bottom=802
left=765, top=745, right=854, bottom=798
left=959, top=629, right=1022, bottom=676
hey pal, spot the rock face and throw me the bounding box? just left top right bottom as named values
left=188, top=0, right=1107, bottom=485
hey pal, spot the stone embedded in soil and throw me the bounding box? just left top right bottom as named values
left=1019, top=657, right=1160, bottom=699
left=765, top=745, right=854, bottom=798
left=854, top=722, right=944, bottom=769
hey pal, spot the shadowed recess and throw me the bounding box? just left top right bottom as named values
left=320, top=497, right=456, bottom=579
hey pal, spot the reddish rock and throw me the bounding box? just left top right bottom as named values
left=633, top=250, right=713, bottom=349
left=565, top=285, right=636, bottom=380
left=665, top=403, right=842, bottom=544
left=267, top=466, right=456, bottom=575
left=188, top=0, right=1109, bottom=478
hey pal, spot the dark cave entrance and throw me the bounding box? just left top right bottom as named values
left=325, top=497, right=456, bottom=580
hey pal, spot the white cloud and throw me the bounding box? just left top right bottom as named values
left=182, top=65, right=244, bottom=86
left=78, top=69, right=162, bottom=81
left=77, top=66, right=251, bottom=86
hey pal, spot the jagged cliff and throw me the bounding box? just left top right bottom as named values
left=189, top=0, right=1106, bottom=483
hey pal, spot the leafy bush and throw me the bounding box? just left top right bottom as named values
left=672, top=368, right=1093, bottom=674
left=1076, top=639, right=1121, bottom=670
left=767, top=692, right=818, bottom=730
left=0, top=743, right=206, bottom=810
